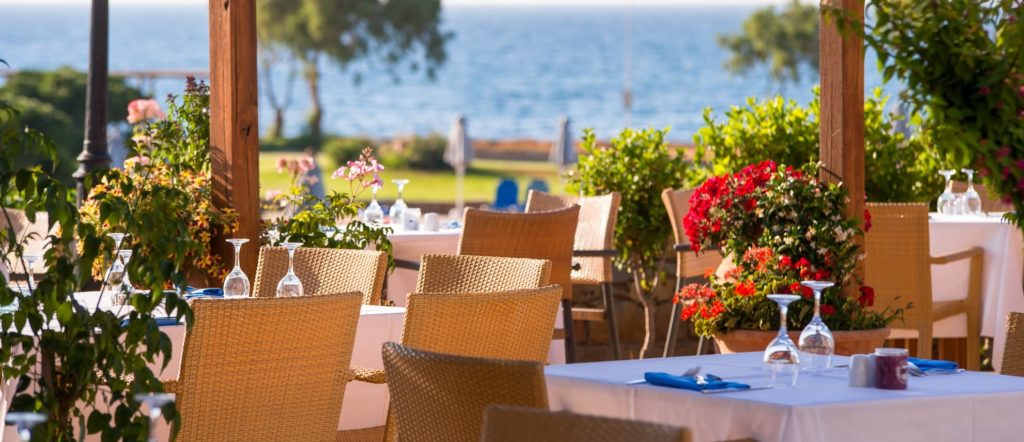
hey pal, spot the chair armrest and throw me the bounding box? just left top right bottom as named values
left=930, top=247, right=984, bottom=265
left=674, top=243, right=693, bottom=253
left=352, top=366, right=387, bottom=384
left=572, top=249, right=618, bottom=257
left=393, top=259, right=421, bottom=271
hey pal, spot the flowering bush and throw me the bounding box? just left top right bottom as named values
left=679, top=161, right=900, bottom=336
left=262, top=148, right=394, bottom=277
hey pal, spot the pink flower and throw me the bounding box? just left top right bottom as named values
left=276, top=157, right=288, bottom=173
left=265, top=190, right=282, bottom=200
left=126, top=98, right=165, bottom=124
left=298, top=155, right=315, bottom=173
left=997, top=146, right=1011, bottom=159
left=123, top=155, right=150, bottom=169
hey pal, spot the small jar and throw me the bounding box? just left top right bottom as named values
left=874, top=348, right=909, bottom=390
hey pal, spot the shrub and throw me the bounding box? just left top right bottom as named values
left=402, top=133, right=450, bottom=170
left=324, top=136, right=376, bottom=167
left=692, top=87, right=947, bottom=203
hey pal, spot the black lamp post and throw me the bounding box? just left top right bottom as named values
left=73, top=0, right=111, bottom=205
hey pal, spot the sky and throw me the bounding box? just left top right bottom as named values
left=0, top=0, right=793, bottom=5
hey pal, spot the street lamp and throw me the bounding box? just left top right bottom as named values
left=73, top=0, right=111, bottom=205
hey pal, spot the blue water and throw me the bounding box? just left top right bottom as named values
left=0, top=3, right=890, bottom=141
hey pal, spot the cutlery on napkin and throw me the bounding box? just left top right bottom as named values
left=643, top=372, right=750, bottom=392
left=908, top=357, right=963, bottom=375
left=627, top=366, right=700, bottom=385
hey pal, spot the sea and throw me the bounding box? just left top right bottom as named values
left=0, top=3, right=893, bottom=142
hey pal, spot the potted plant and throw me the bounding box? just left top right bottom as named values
left=678, top=160, right=901, bottom=354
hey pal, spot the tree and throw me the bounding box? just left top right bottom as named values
left=718, top=0, right=819, bottom=91
left=259, top=43, right=298, bottom=140
left=257, top=0, right=451, bottom=144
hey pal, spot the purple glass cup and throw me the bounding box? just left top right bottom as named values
left=874, top=348, right=909, bottom=390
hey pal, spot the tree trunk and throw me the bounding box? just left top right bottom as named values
left=632, top=269, right=657, bottom=359
left=303, top=59, right=322, bottom=146
left=266, top=108, right=284, bottom=139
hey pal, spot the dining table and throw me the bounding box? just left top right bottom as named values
left=927, top=213, right=1024, bottom=371
left=384, top=227, right=461, bottom=307
left=545, top=352, right=1024, bottom=442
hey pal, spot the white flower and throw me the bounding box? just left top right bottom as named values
left=784, top=237, right=794, bottom=245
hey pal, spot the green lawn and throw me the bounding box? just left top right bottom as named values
left=259, top=152, right=569, bottom=203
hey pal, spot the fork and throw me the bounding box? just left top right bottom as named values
left=626, top=365, right=701, bottom=385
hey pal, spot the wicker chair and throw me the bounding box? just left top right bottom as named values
left=415, top=254, right=552, bottom=294
left=458, top=206, right=580, bottom=361
left=1002, top=312, right=1024, bottom=377
left=524, top=190, right=622, bottom=359
left=381, top=343, right=549, bottom=442
left=481, top=405, right=693, bottom=442
left=345, top=286, right=561, bottom=441
left=661, top=188, right=723, bottom=357
left=252, top=246, right=387, bottom=304
left=952, top=180, right=1014, bottom=213
left=864, top=203, right=984, bottom=370
left=164, top=292, right=363, bottom=441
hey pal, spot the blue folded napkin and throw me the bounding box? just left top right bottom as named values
left=644, top=372, right=749, bottom=391
left=185, top=287, right=223, bottom=299
left=908, top=357, right=958, bottom=372
left=120, top=317, right=181, bottom=328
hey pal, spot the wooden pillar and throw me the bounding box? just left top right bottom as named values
left=819, top=0, right=865, bottom=291
left=209, top=0, right=259, bottom=278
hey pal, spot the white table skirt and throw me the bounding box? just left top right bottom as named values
left=385, top=229, right=461, bottom=307
left=923, top=215, right=1024, bottom=371
left=545, top=352, right=1024, bottom=442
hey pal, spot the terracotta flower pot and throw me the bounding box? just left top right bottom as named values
left=714, top=327, right=891, bottom=356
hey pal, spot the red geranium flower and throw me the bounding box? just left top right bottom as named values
left=779, top=255, right=792, bottom=269
left=735, top=280, right=757, bottom=296
left=821, top=304, right=836, bottom=316
left=858, top=286, right=875, bottom=307
left=864, top=208, right=873, bottom=233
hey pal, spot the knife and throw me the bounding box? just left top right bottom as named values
left=701, top=386, right=771, bottom=394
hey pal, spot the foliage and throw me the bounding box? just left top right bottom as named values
left=324, top=136, right=377, bottom=170
left=257, top=0, right=451, bottom=141
left=386, top=134, right=451, bottom=171
left=836, top=0, right=1024, bottom=226
left=263, top=148, right=395, bottom=277
left=0, top=98, right=189, bottom=439
left=80, top=78, right=238, bottom=284
left=0, top=67, right=141, bottom=184
left=718, top=0, right=819, bottom=89
left=692, top=87, right=948, bottom=203
left=569, top=127, right=688, bottom=357
left=680, top=161, right=901, bottom=337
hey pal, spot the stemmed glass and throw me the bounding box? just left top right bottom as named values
left=118, top=250, right=134, bottom=293
left=5, top=412, right=47, bottom=441
left=937, top=170, right=957, bottom=214
left=275, top=242, right=304, bottom=297
left=961, top=168, right=982, bottom=215
left=798, top=281, right=836, bottom=371
left=364, top=183, right=384, bottom=224
left=105, top=232, right=127, bottom=285
left=135, top=393, right=175, bottom=442
left=23, top=254, right=40, bottom=293
left=389, top=179, right=409, bottom=223
left=764, top=294, right=801, bottom=388
left=223, top=239, right=250, bottom=298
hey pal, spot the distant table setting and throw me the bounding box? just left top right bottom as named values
left=927, top=212, right=1024, bottom=371
left=545, top=352, right=1024, bottom=442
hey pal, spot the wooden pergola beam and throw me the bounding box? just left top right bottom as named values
left=209, top=0, right=260, bottom=278
left=819, top=0, right=866, bottom=287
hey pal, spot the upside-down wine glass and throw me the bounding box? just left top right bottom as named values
left=961, top=168, right=982, bottom=215
left=223, top=238, right=250, bottom=298
left=5, top=412, right=47, bottom=442
left=937, top=170, right=957, bottom=214
left=105, top=232, right=127, bottom=285
left=275, top=242, right=304, bottom=297
left=389, top=179, right=409, bottom=223
left=118, top=249, right=134, bottom=293
left=364, top=183, right=384, bottom=224
left=764, top=294, right=801, bottom=388
left=135, top=393, right=175, bottom=442
left=23, top=254, right=40, bottom=294
left=798, top=281, right=836, bottom=371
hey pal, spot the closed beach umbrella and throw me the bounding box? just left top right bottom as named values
left=445, top=114, right=473, bottom=214
left=550, top=114, right=577, bottom=177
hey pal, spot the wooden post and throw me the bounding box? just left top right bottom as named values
left=209, top=0, right=259, bottom=279
left=819, top=0, right=865, bottom=291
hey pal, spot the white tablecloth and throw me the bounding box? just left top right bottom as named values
left=926, top=215, right=1024, bottom=371
left=386, top=229, right=461, bottom=307
left=545, top=352, right=1024, bottom=442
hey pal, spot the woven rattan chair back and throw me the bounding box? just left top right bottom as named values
left=662, top=188, right=723, bottom=279
left=415, top=254, right=552, bottom=294
left=952, top=180, right=1014, bottom=213
left=402, top=286, right=562, bottom=363
left=252, top=246, right=387, bottom=304
left=458, top=206, right=579, bottom=300
left=174, top=293, right=363, bottom=441
left=382, top=342, right=549, bottom=442
left=864, top=203, right=934, bottom=337
left=481, top=405, right=693, bottom=442
left=1003, top=312, right=1024, bottom=377
left=525, top=190, right=620, bottom=284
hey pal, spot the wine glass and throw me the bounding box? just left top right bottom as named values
left=135, top=393, right=175, bottom=442
left=363, top=184, right=384, bottom=224
left=275, top=242, right=304, bottom=297
left=5, top=412, right=47, bottom=441
left=118, top=250, right=134, bottom=293
left=105, top=232, right=127, bottom=285
left=764, top=294, right=801, bottom=388
left=23, top=254, right=40, bottom=293
left=961, top=168, right=982, bottom=215
left=798, top=281, right=836, bottom=371
left=937, top=170, right=957, bottom=214
left=389, top=179, right=409, bottom=223
left=223, top=239, right=250, bottom=298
